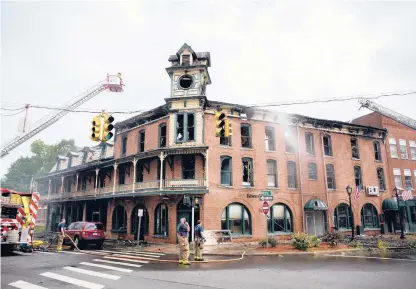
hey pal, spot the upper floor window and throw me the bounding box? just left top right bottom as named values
left=157, top=160, right=166, bottom=181
left=56, top=160, right=61, bottom=171
left=404, top=169, right=413, bottom=190
left=118, top=166, right=125, bottom=185
left=305, top=133, right=315, bottom=155
left=373, top=141, right=382, bottom=161
left=182, top=155, right=195, bottom=179
left=354, top=166, right=363, bottom=187
left=410, top=141, right=416, bottom=160
left=242, top=158, right=253, bottom=186
left=121, top=136, right=127, bottom=157
left=136, top=163, right=144, bottom=183
left=68, top=157, right=72, bottom=168
left=65, top=178, right=72, bottom=192
left=267, top=160, right=277, bottom=187
left=159, top=123, right=166, bottom=148
left=285, top=128, right=296, bottom=154
left=389, top=138, right=398, bottom=158
left=220, top=156, right=232, bottom=186
left=393, top=168, right=402, bottom=188
left=377, top=167, right=386, bottom=191
left=265, top=127, right=275, bottom=151
left=350, top=138, right=360, bottom=159
left=326, top=164, right=336, bottom=189
left=176, top=113, right=195, bottom=142
left=308, top=163, right=317, bottom=180
left=220, top=135, right=231, bottom=146
left=181, top=54, right=190, bottom=66
left=139, top=130, right=145, bottom=152
left=399, top=139, right=408, bottom=159
left=287, top=161, right=297, bottom=189
left=323, top=135, right=332, bottom=156
left=241, top=124, right=251, bottom=148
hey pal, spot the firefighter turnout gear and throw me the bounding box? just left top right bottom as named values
left=194, top=221, right=205, bottom=261
left=177, top=218, right=190, bottom=265
left=56, top=219, right=66, bottom=252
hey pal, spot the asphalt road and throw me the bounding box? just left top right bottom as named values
left=2, top=248, right=416, bottom=289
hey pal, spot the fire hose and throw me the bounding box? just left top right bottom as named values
left=43, top=233, right=246, bottom=264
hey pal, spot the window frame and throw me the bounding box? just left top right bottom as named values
left=220, top=156, right=232, bottom=186
left=158, top=123, right=167, bottom=148
left=175, top=113, right=195, bottom=143
left=305, top=133, right=315, bottom=155
left=267, top=203, right=293, bottom=234
left=285, top=128, right=296, bottom=154
left=350, top=138, right=360, bottom=159
left=361, top=203, right=379, bottom=229
left=266, top=159, right=278, bottom=188
left=121, top=136, right=127, bottom=157
left=240, top=124, right=252, bottom=148
left=326, top=164, right=336, bottom=190
left=308, top=162, right=318, bottom=180
left=373, top=141, right=382, bottom=161
left=181, top=155, right=195, bottom=180
left=354, top=166, right=363, bottom=187
left=154, top=203, right=169, bottom=236
left=139, top=130, right=145, bottom=152
left=334, top=203, right=353, bottom=230
left=377, top=167, right=386, bottom=191
left=242, top=157, right=254, bottom=187
left=404, top=169, right=413, bottom=190
left=221, top=203, right=251, bottom=235
left=111, top=205, right=127, bottom=232
left=389, top=138, right=398, bottom=159
left=393, top=168, right=402, bottom=188
left=265, top=126, right=276, bottom=151
left=287, top=161, right=297, bottom=189
left=323, top=135, right=333, bottom=156
left=410, top=141, right=416, bottom=160
left=399, top=139, right=408, bottom=159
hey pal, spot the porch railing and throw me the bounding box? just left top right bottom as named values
left=163, top=178, right=206, bottom=188
left=135, top=181, right=159, bottom=190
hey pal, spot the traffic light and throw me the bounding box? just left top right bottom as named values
left=215, top=111, right=226, bottom=137
left=224, top=119, right=232, bottom=137
left=102, top=114, right=115, bottom=142
left=91, top=115, right=101, bottom=141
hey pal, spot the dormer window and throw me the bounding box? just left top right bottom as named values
left=68, top=156, right=72, bottom=168
left=56, top=160, right=61, bottom=171
left=182, top=54, right=190, bottom=66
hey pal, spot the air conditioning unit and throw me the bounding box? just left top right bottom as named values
left=366, top=186, right=379, bottom=196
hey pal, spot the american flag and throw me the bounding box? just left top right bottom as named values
left=354, top=184, right=362, bottom=200
left=402, top=189, right=414, bottom=201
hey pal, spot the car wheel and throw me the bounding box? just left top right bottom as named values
left=73, top=236, right=84, bottom=250
left=95, top=240, right=104, bottom=250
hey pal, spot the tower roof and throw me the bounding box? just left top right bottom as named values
left=168, top=43, right=211, bottom=67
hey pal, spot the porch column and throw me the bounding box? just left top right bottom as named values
left=95, top=168, right=100, bottom=195
left=82, top=202, right=87, bottom=221
left=48, top=179, right=51, bottom=200
left=132, top=157, right=137, bottom=193
left=112, top=163, right=118, bottom=194
left=75, top=173, right=79, bottom=192
left=203, top=150, right=209, bottom=187
left=159, top=152, right=165, bottom=190
left=61, top=176, right=64, bottom=194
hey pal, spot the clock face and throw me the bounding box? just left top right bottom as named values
left=179, top=74, right=193, bottom=89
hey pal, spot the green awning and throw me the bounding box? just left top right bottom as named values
left=304, top=198, right=328, bottom=211
left=382, top=198, right=398, bottom=211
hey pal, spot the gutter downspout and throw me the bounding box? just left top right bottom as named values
left=296, top=123, right=305, bottom=232
left=319, top=132, right=331, bottom=232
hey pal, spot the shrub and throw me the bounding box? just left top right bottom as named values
left=259, top=238, right=279, bottom=248
left=350, top=240, right=363, bottom=248
left=292, top=233, right=311, bottom=251
left=322, top=232, right=344, bottom=248
left=310, top=235, right=321, bottom=247
left=377, top=240, right=388, bottom=251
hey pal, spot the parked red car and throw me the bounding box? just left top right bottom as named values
left=64, top=221, right=105, bottom=250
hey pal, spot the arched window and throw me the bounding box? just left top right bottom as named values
left=268, top=203, right=293, bottom=233
left=154, top=203, right=168, bottom=236
left=112, top=205, right=127, bottom=232
left=221, top=203, right=251, bottom=235
left=131, top=205, right=149, bottom=236
left=361, top=203, right=379, bottom=229
left=334, top=204, right=352, bottom=229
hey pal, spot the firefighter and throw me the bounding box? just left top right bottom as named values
left=56, top=218, right=66, bottom=252
left=194, top=220, right=206, bottom=261
left=177, top=217, right=190, bottom=265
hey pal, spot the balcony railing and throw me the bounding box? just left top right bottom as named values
left=136, top=181, right=159, bottom=190
left=163, top=178, right=206, bottom=188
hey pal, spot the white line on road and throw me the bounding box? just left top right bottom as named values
left=111, top=253, right=159, bottom=261
left=60, top=251, right=84, bottom=255
left=80, top=262, right=133, bottom=273
left=63, top=266, right=121, bottom=280
left=36, top=251, right=56, bottom=255
left=117, top=250, right=165, bottom=256
left=92, top=259, right=143, bottom=268
left=104, top=256, right=149, bottom=264
left=40, top=272, right=104, bottom=289
left=9, top=280, right=48, bottom=289
left=99, top=250, right=160, bottom=258
left=323, top=254, right=416, bottom=262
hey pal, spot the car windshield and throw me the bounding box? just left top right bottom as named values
left=86, top=223, right=104, bottom=230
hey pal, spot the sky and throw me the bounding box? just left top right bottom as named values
left=1, top=0, right=416, bottom=177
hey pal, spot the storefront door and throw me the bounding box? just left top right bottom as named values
left=306, top=211, right=326, bottom=236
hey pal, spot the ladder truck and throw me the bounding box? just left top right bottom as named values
left=1, top=74, right=124, bottom=158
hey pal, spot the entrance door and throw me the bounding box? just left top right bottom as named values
left=92, top=212, right=100, bottom=222
left=177, top=212, right=192, bottom=242
left=305, top=211, right=325, bottom=236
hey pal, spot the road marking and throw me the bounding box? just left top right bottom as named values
left=104, top=256, right=149, bottom=264
left=124, top=250, right=165, bottom=256
left=92, top=259, right=143, bottom=268
left=323, top=254, right=416, bottom=262
left=60, top=251, right=84, bottom=255
left=80, top=262, right=133, bottom=273
left=40, top=272, right=104, bottom=289
left=9, top=280, right=48, bottom=289
left=111, top=253, right=159, bottom=261
left=36, top=251, right=56, bottom=255
left=99, top=250, right=160, bottom=258
left=63, top=266, right=121, bottom=280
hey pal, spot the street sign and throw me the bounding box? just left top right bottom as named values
left=262, top=201, right=269, bottom=215
left=260, top=196, right=273, bottom=201
left=261, top=191, right=272, bottom=197
left=137, top=209, right=144, bottom=217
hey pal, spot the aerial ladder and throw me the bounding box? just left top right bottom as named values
left=1, top=74, right=124, bottom=158
left=358, top=99, right=416, bottom=130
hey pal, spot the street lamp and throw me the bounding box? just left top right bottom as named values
left=346, top=185, right=354, bottom=241
left=393, top=186, right=405, bottom=239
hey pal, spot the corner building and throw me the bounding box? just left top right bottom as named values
left=38, top=44, right=395, bottom=243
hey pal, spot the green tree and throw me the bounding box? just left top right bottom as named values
left=1, top=139, right=77, bottom=193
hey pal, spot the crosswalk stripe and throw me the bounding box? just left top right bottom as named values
left=124, top=250, right=165, bottom=256
left=92, top=259, right=143, bottom=268
left=60, top=251, right=84, bottom=255
left=99, top=250, right=160, bottom=258
left=63, top=266, right=121, bottom=280
left=36, top=251, right=56, bottom=255
left=9, top=280, right=48, bottom=289
left=40, top=272, right=104, bottom=289
left=111, top=253, right=159, bottom=260
left=104, top=256, right=149, bottom=264
left=80, top=262, right=133, bottom=273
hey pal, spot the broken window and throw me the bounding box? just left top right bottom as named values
left=404, top=169, right=413, bottom=190
left=68, top=157, right=72, bottom=168
left=187, top=114, right=195, bottom=141
left=65, top=178, right=72, bottom=192
left=182, top=155, right=195, bottom=179
left=220, top=156, right=232, bottom=186
left=326, top=164, right=336, bottom=189
left=220, top=135, right=231, bottom=146
left=374, top=141, right=382, bottom=161
left=241, top=124, right=251, bottom=148
left=393, top=169, right=402, bottom=188
left=155, top=204, right=168, bottom=235
left=157, top=160, right=166, bottom=180
left=242, top=158, right=253, bottom=186
left=285, top=128, right=296, bottom=153
left=81, top=177, right=87, bottom=191
left=159, top=123, right=166, bottom=148
left=308, top=163, right=317, bottom=180
left=99, top=173, right=106, bottom=188
left=118, top=166, right=125, bottom=185
left=389, top=138, right=398, bottom=158
left=267, top=160, right=277, bottom=187
left=323, top=135, right=332, bottom=156
left=136, top=163, right=144, bottom=183
left=121, top=136, right=127, bottom=157
left=182, top=54, right=190, bottom=66
left=351, top=138, right=360, bottom=159
left=179, top=74, right=193, bottom=89
left=139, top=130, right=145, bottom=152
left=305, top=133, right=315, bottom=155
left=176, top=114, right=184, bottom=142
left=377, top=167, right=386, bottom=191
left=176, top=113, right=194, bottom=142
left=354, top=166, right=363, bottom=187
left=287, top=161, right=297, bottom=189
left=409, top=141, right=416, bottom=160
left=112, top=205, right=127, bottom=231
left=399, top=139, right=408, bottom=159
left=265, top=127, right=275, bottom=151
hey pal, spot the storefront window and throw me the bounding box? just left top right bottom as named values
left=267, top=203, right=292, bottom=233
left=112, top=205, right=127, bottom=232
left=334, top=204, right=352, bottom=229
left=221, top=203, right=251, bottom=235
left=154, top=204, right=168, bottom=236
left=361, top=203, right=379, bottom=229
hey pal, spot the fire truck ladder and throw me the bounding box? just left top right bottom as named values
left=1, top=74, right=123, bottom=158
left=358, top=99, right=416, bottom=130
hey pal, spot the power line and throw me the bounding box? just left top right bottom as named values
left=0, top=108, right=26, bottom=116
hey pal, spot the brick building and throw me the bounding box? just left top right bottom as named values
left=37, top=44, right=399, bottom=243
left=353, top=104, right=416, bottom=233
